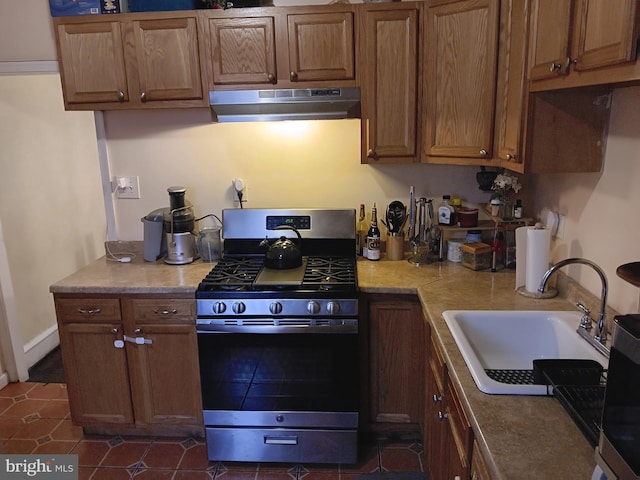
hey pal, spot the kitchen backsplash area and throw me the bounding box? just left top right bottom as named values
left=103, top=108, right=496, bottom=241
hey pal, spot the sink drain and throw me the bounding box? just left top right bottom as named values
left=485, top=369, right=535, bottom=385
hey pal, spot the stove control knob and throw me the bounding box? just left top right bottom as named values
left=213, top=302, right=226, bottom=314
left=232, top=302, right=246, bottom=314
left=327, top=301, right=340, bottom=315
left=269, top=302, right=283, bottom=315
left=307, top=301, right=321, bottom=315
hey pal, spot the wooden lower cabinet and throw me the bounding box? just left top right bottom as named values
left=471, top=440, right=492, bottom=480
left=425, top=324, right=475, bottom=480
left=54, top=294, right=203, bottom=436
left=363, top=294, right=425, bottom=430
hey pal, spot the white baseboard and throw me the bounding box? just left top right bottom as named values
left=0, top=371, right=8, bottom=390
left=23, top=325, right=60, bottom=370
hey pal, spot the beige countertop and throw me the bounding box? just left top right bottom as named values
left=50, top=254, right=601, bottom=479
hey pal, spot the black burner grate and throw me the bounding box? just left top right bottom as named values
left=199, top=257, right=262, bottom=291
left=303, top=257, right=357, bottom=286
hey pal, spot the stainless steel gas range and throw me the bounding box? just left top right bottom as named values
left=195, top=209, right=359, bottom=464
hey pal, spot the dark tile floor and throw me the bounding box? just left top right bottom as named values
left=0, top=382, right=424, bottom=480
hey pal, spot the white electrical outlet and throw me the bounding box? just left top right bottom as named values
left=116, top=176, right=141, bottom=199
left=231, top=178, right=247, bottom=205
left=555, top=214, right=566, bottom=240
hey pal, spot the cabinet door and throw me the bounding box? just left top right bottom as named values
left=55, top=20, right=128, bottom=105
left=471, top=440, right=493, bottom=480
left=495, top=0, right=530, bottom=172
left=424, top=0, right=499, bottom=159
left=127, top=323, right=202, bottom=426
left=527, top=0, right=573, bottom=80
left=425, top=343, right=448, bottom=479
left=286, top=12, right=355, bottom=82
left=206, top=16, right=277, bottom=86
left=59, top=323, right=133, bottom=426
left=571, top=0, right=639, bottom=71
left=126, top=16, right=204, bottom=103
left=369, top=298, right=424, bottom=424
left=361, top=5, right=421, bottom=164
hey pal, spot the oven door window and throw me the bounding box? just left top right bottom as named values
left=198, top=333, right=358, bottom=412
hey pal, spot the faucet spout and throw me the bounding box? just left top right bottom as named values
left=538, top=258, right=608, bottom=343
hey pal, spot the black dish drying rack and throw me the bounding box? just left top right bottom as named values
left=487, top=359, right=606, bottom=447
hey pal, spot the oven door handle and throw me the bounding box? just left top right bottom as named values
left=264, top=435, right=298, bottom=446
left=196, top=322, right=358, bottom=334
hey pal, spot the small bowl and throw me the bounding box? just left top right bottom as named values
left=457, top=208, right=478, bottom=227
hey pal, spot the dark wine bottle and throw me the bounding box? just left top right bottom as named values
left=366, top=203, right=381, bottom=261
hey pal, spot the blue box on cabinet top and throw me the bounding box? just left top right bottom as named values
left=49, top=0, right=126, bottom=16
left=49, top=0, right=101, bottom=16
left=128, top=0, right=196, bottom=11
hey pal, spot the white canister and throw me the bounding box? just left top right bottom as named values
left=447, top=239, right=463, bottom=262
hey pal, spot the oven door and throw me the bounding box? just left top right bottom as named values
left=197, top=328, right=359, bottom=427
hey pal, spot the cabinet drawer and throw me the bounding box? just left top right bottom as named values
left=55, top=298, right=121, bottom=323
left=429, top=333, right=446, bottom=389
left=129, top=298, right=196, bottom=323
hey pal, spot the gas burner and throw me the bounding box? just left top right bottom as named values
left=199, top=257, right=262, bottom=291
left=304, top=257, right=357, bottom=286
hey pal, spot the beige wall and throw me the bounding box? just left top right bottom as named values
left=532, top=86, right=640, bottom=315
left=0, top=0, right=57, bottom=62
left=104, top=109, right=491, bottom=242
left=0, top=73, right=105, bottom=349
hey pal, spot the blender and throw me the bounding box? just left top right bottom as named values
left=164, top=186, right=196, bottom=265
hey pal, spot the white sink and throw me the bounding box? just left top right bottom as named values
left=442, top=310, right=609, bottom=395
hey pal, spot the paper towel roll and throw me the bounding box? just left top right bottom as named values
left=515, top=226, right=551, bottom=293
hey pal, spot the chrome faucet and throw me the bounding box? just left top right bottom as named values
left=538, top=258, right=609, bottom=352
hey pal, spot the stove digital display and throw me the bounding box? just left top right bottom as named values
left=266, top=215, right=311, bottom=230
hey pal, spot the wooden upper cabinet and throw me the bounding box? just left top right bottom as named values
left=205, top=16, right=277, bottom=86
left=572, top=0, right=639, bottom=71
left=286, top=11, right=355, bottom=83
left=360, top=3, right=421, bottom=164
left=424, top=0, right=500, bottom=162
left=56, top=20, right=128, bottom=104
left=201, top=5, right=356, bottom=90
left=527, top=0, right=573, bottom=80
left=529, top=0, right=639, bottom=81
left=495, top=0, right=530, bottom=172
left=54, top=12, right=206, bottom=110
left=126, top=17, right=203, bottom=103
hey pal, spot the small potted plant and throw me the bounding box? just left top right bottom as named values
left=490, top=169, right=522, bottom=219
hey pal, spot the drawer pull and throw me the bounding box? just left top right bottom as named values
left=264, top=435, right=298, bottom=445
left=437, top=411, right=448, bottom=421
left=154, top=308, right=178, bottom=315
left=78, top=307, right=101, bottom=315
left=432, top=394, right=443, bottom=403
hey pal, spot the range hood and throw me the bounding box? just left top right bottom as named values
left=209, top=87, right=360, bottom=123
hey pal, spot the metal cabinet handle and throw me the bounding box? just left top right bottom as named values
left=290, top=71, right=298, bottom=81
left=154, top=308, right=178, bottom=315
left=267, top=74, right=276, bottom=84
left=432, top=394, right=443, bottom=403
left=549, top=62, right=562, bottom=72
left=134, top=328, right=142, bottom=334
left=78, top=307, right=101, bottom=315
left=506, top=153, right=517, bottom=160
left=367, top=149, right=377, bottom=159
left=140, top=92, right=147, bottom=103
left=437, top=411, right=448, bottom=421
left=112, top=328, right=119, bottom=335
left=117, top=91, right=125, bottom=102
left=479, top=149, right=488, bottom=157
